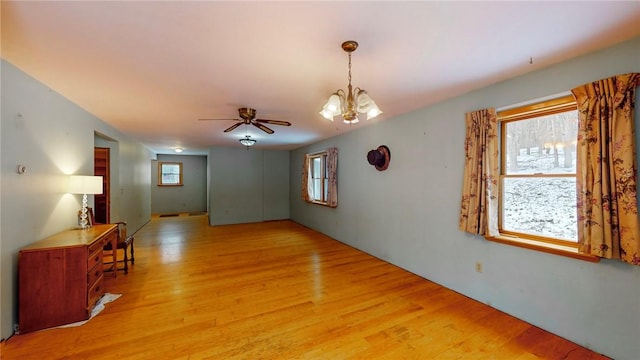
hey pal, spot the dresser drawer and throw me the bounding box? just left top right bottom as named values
left=87, top=260, right=103, bottom=287
left=88, top=275, right=104, bottom=307
left=103, top=228, right=118, bottom=248
left=88, top=248, right=102, bottom=270
left=88, top=235, right=105, bottom=254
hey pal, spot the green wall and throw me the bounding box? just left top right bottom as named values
left=209, top=147, right=289, bottom=225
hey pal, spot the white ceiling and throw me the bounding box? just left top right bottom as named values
left=3, top=1, right=640, bottom=154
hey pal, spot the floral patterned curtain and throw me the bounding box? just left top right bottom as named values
left=572, top=73, right=640, bottom=265
left=301, top=154, right=311, bottom=202
left=459, top=108, right=499, bottom=237
left=326, top=147, right=338, bottom=208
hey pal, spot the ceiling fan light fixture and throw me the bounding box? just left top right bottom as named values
left=239, top=135, right=257, bottom=149
left=320, top=40, right=382, bottom=124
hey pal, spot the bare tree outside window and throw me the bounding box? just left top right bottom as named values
left=499, top=96, right=578, bottom=242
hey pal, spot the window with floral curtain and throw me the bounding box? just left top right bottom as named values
left=460, top=74, right=640, bottom=266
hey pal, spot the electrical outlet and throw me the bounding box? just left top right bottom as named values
left=475, top=261, right=483, bottom=273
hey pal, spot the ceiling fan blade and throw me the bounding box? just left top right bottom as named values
left=256, top=119, right=291, bottom=126
left=198, top=118, right=239, bottom=121
left=223, top=122, right=243, bottom=132
left=252, top=122, right=275, bottom=134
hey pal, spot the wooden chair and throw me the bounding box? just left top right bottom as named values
left=84, top=208, right=135, bottom=274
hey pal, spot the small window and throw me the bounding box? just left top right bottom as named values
left=309, top=151, right=329, bottom=204
left=498, top=95, right=578, bottom=244
left=158, top=162, right=183, bottom=186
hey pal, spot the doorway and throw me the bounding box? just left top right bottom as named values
left=94, top=147, right=110, bottom=223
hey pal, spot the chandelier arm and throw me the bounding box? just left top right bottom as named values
left=335, top=89, right=347, bottom=113
left=354, top=87, right=363, bottom=106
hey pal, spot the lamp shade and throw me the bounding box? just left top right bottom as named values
left=69, top=175, right=103, bottom=195
left=319, top=93, right=343, bottom=120
left=356, top=91, right=383, bottom=120
left=365, top=101, right=383, bottom=119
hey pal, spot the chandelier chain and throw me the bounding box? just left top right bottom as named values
left=347, top=51, right=352, bottom=87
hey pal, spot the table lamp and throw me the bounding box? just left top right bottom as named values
left=69, top=175, right=103, bottom=229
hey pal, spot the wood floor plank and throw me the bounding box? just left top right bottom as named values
left=2, top=216, right=609, bottom=359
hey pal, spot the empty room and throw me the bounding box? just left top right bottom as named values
left=1, top=2, right=639, bottom=359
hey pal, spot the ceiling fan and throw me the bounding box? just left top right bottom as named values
left=199, top=107, right=291, bottom=134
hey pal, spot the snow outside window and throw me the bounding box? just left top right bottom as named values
left=499, top=95, right=578, bottom=244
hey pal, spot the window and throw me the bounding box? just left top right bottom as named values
left=498, top=95, right=578, bottom=245
left=158, top=162, right=183, bottom=186
left=309, top=151, right=329, bottom=204
left=302, top=147, right=338, bottom=207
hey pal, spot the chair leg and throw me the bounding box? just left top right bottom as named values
left=130, top=238, right=135, bottom=264
left=123, top=247, right=129, bottom=274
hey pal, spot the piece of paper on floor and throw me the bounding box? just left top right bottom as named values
left=56, top=293, right=122, bottom=329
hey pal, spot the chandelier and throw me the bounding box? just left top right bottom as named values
left=239, top=135, right=256, bottom=149
left=319, top=41, right=382, bottom=124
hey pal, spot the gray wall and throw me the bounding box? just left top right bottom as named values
left=151, top=154, right=207, bottom=215
left=290, top=37, right=640, bottom=360
left=0, top=60, right=154, bottom=339
left=209, top=147, right=289, bottom=225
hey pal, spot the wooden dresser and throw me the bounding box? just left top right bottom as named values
left=18, top=224, right=118, bottom=334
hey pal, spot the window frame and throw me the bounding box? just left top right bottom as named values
left=491, top=95, right=598, bottom=262
left=158, top=161, right=183, bottom=186
left=308, top=151, right=329, bottom=205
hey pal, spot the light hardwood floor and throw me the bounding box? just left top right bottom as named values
left=2, top=215, right=609, bottom=359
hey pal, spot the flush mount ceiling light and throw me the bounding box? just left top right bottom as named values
left=174, top=147, right=183, bottom=153
left=319, top=40, right=382, bottom=124
left=239, top=135, right=256, bottom=149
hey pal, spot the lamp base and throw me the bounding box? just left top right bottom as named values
left=78, top=194, right=91, bottom=229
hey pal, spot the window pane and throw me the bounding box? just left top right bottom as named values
left=324, top=179, right=328, bottom=201
left=322, top=155, right=329, bottom=179
left=312, top=158, right=321, bottom=178
left=505, top=110, right=578, bottom=175
left=308, top=152, right=329, bottom=203
left=502, top=177, right=577, bottom=241
left=159, top=162, right=182, bottom=185
left=312, top=179, right=322, bottom=201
